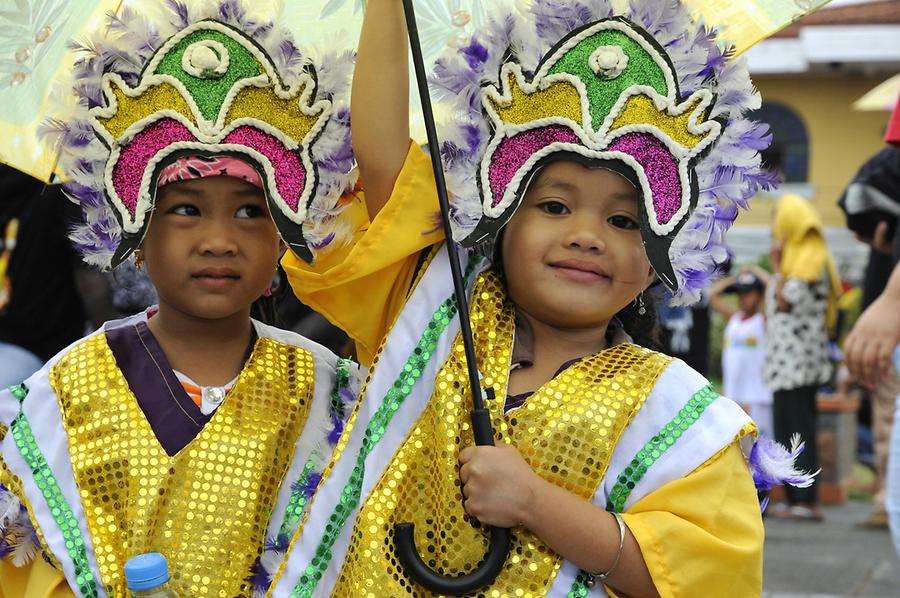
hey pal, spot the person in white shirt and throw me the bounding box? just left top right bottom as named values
left=711, top=268, right=773, bottom=436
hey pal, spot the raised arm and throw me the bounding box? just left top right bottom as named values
left=709, top=274, right=737, bottom=319
left=352, top=0, right=410, bottom=221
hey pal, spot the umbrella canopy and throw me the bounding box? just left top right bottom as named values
left=677, top=0, right=834, bottom=57
left=0, top=0, right=833, bottom=183
left=854, top=73, right=900, bottom=112
left=278, top=0, right=498, bottom=140
left=0, top=0, right=121, bottom=183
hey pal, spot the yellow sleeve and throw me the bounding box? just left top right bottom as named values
left=616, top=442, right=763, bottom=597
left=282, top=141, right=443, bottom=366
left=0, top=559, right=74, bottom=598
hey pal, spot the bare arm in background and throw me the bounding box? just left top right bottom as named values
left=845, top=260, right=900, bottom=388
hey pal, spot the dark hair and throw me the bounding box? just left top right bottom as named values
left=249, top=264, right=288, bottom=326
left=613, top=289, right=662, bottom=351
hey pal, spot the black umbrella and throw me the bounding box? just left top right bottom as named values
left=391, top=0, right=512, bottom=594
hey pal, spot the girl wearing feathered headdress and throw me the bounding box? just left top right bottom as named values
left=270, top=0, right=816, bottom=596
left=0, top=2, right=362, bottom=597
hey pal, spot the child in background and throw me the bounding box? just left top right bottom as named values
left=0, top=3, right=358, bottom=597
left=270, top=0, right=816, bottom=596
left=711, top=268, right=773, bottom=436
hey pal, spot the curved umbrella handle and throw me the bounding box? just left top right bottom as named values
left=393, top=405, right=512, bottom=595
left=394, top=523, right=512, bottom=596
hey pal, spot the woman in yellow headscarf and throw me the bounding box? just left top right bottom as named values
left=764, top=194, right=842, bottom=521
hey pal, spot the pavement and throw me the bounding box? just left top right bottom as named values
left=762, top=500, right=900, bottom=597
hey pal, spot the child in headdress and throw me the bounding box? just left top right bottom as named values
left=270, top=0, right=816, bottom=595
left=0, top=2, right=360, bottom=596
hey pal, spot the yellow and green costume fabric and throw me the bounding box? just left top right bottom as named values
left=0, top=315, right=359, bottom=598
left=268, top=144, right=763, bottom=597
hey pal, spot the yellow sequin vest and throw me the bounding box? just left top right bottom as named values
left=333, top=271, right=671, bottom=596
left=50, top=334, right=315, bottom=597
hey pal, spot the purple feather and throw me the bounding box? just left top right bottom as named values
left=745, top=167, right=781, bottom=195
left=277, top=38, right=302, bottom=70
left=338, top=384, right=355, bottom=406
left=309, top=232, right=336, bottom=250
left=699, top=35, right=731, bottom=80
left=736, top=121, right=773, bottom=152
left=300, top=472, right=323, bottom=498
left=248, top=558, right=270, bottom=593
left=460, top=40, right=489, bottom=70
left=328, top=411, right=345, bottom=444
left=532, top=0, right=595, bottom=43
left=264, top=531, right=293, bottom=554
left=165, top=0, right=191, bottom=28
left=749, top=434, right=819, bottom=505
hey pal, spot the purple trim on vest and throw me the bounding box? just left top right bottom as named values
left=504, top=357, right=582, bottom=413
left=106, top=321, right=212, bottom=456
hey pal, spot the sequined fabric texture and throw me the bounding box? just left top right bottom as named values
left=0, top=419, right=61, bottom=571
left=49, top=334, right=315, bottom=597
left=333, top=271, right=671, bottom=596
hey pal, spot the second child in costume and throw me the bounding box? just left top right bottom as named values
left=0, top=3, right=360, bottom=597
left=271, top=0, right=815, bottom=596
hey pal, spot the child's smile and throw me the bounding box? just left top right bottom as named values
left=548, top=258, right=613, bottom=284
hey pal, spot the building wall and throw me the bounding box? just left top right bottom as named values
left=735, top=74, right=893, bottom=228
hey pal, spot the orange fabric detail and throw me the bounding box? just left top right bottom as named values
left=179, top=381, right=203, bottom=407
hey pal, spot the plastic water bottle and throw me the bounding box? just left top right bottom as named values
left=124, top=552, right=180, bottom=597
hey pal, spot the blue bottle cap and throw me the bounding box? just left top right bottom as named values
left=124, top=552, right=170, bottom=590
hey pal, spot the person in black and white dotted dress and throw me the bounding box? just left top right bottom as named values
left=764, top=195, right=843, bottom=521
left=764, top=276, right=832, bottom=392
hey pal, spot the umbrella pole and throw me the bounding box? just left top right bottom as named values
left=392, top=0, right=511, bottom=594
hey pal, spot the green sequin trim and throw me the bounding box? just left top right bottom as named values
left=331, top=358, right=353, bottom=421
left=279, top=460, right=318, bottom=539
left=607, top=384, right=718, bottom=511
left=290, top=261, right=479, bottom=597
left=566, top=384, right=719, bottom=597
left=155, top=29, right=263, bottom=122
left=277, top=358, right=355, bottom=539
left=548, top=29, right=669, bottom=132
left=567, top=570, right=595, bottom=597
left=7, top=385, right=100, bottom=598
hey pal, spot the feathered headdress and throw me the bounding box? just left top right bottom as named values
left=41, top=0, right=355, bottom=269
left=432, top=0, right=777, bottom=304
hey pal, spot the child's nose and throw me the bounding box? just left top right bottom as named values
left=564, top=221, right=605, bottom=252
left=199, top=221, right=239, bottom=255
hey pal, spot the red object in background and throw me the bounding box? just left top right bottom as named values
left=887, top=95, right=900, bottom=147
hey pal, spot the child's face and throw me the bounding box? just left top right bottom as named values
left=737, top=289, right=763, bottom=314
left=141, top=176, right=281, bottom=322
left=500, top=160, right=655, bottom=330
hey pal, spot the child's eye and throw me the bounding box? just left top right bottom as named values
left=169, top=204, right=199, bottom=216
left=236, top=204, right=266, bottom=219
left=608, top=214, right=639, bottom=230
left=538, top=200, right=569, bottom=215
